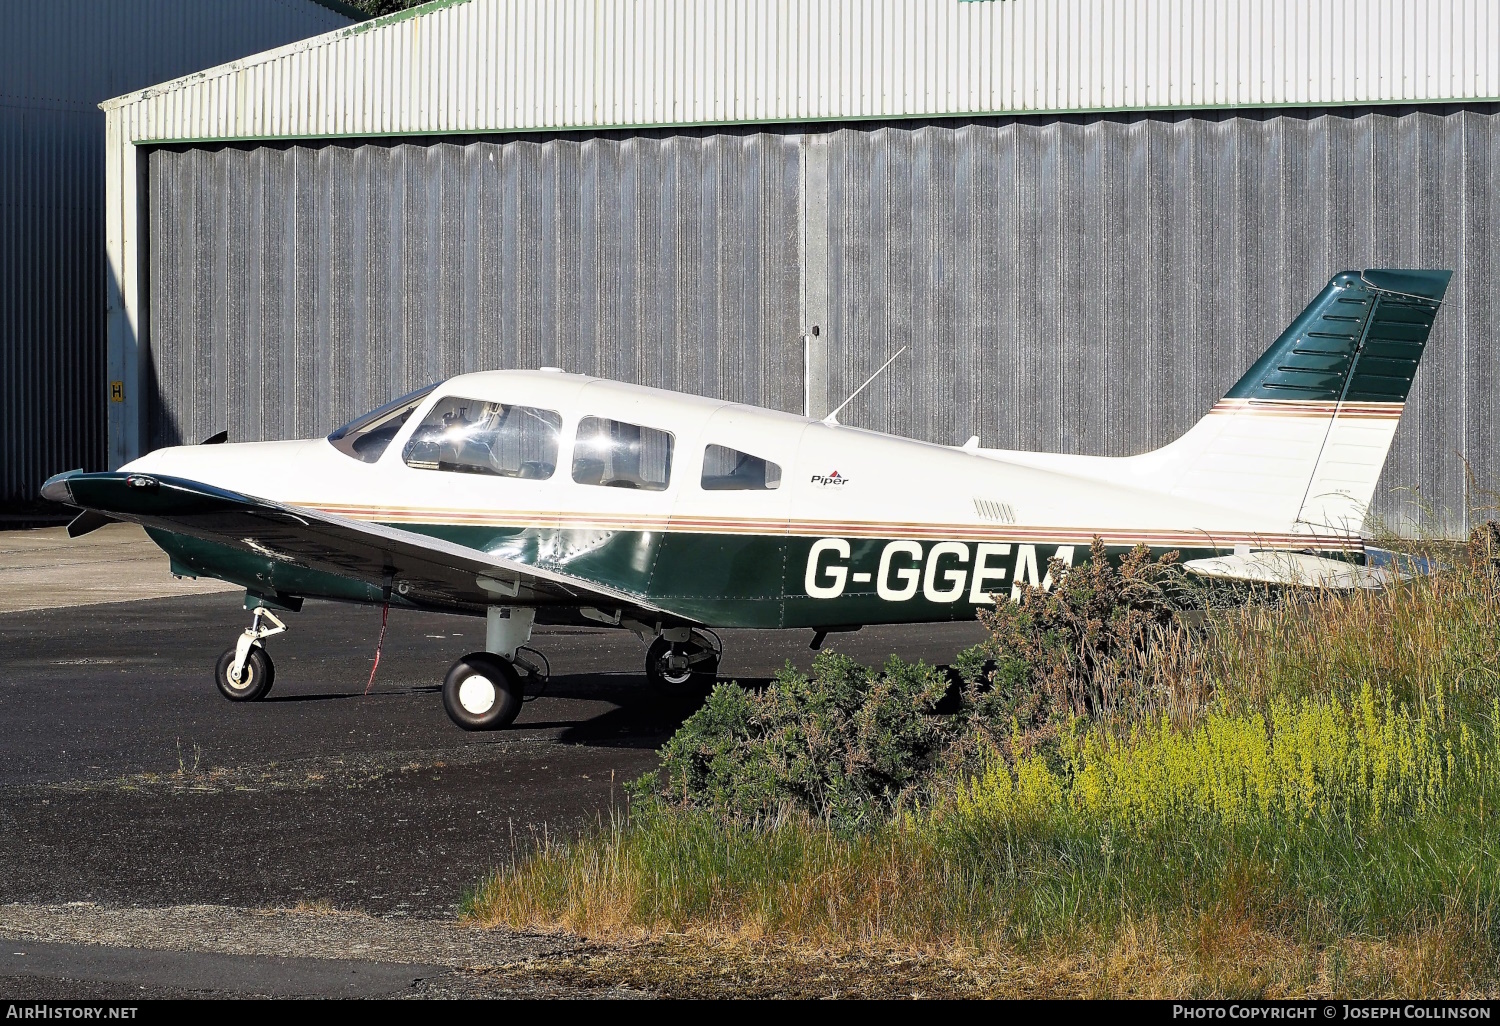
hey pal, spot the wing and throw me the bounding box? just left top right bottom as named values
left=41, top=470, right=685, bottom=622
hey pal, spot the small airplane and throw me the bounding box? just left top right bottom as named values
left=41, top=268, right=1449, bottom=731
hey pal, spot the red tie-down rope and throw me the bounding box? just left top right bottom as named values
left=365, top=600, right=390, bottom=696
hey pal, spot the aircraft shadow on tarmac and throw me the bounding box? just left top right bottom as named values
left=261, top=684, right=442, bottom=703
left=550, top=676, right=779, bottom=748
left=253, top=669, right=778, bottom=750
left=521, top=672, right=779, bottom=748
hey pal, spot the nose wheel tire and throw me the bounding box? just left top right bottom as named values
left=442, top=653, right=523, bottom=731
left=214, top=646, right=275, bottom=702
left=646, top=635, right=720, bottom=701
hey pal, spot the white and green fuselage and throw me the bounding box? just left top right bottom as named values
left=45, top=269, right=1449, bottom=633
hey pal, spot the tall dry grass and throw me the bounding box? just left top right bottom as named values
left=1201, top=564, right=1500, bottom=718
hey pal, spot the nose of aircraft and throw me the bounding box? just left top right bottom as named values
left=121, top=438, right=323, bottom=496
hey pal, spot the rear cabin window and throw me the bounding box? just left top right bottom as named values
left=327, top=384, right=438, bottom=463
left=701, top=444, right=781, bottom=490
left=402, top=398, right=563, bottom=479
left=571, top=417, right=674, bottom=491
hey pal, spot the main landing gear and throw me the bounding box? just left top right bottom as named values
left=441, top=612, right=722, bottom=728
left=645, top=627, right=721, bottom=701
left=214, top=607, right=286, bottom=702
left=442, top=606, right=543, bottom=731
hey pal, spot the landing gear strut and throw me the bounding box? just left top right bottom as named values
left=214, top=607, right=285, bottom=702
left=442, top=606, right=536, bottom=731
left=646, top=628, right=721, bottom=700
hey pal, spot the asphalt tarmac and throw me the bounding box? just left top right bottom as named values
left=0, top=589, right=985, bottom=996
left=0, top=941, right=436, bottom=999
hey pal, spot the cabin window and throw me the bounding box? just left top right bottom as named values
left=571, top=417, right=674, bottom=491
left=701, top=444, right=781, bottom=490
left=327, top=384, right=438, bottom=463
left=402, top=397, right=563, bottom=479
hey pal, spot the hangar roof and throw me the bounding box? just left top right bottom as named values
left=102, top=0, right=1500, bottom=145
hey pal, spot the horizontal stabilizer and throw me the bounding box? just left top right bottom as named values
left=1184, top=551, right=1392, bottom=590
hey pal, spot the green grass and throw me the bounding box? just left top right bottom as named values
left=469, top=695, right=1500, bottom=945
left=465, top=552, right=1500, bottom=996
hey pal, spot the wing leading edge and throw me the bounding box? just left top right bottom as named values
left=40, top=470, right=684, bottom=623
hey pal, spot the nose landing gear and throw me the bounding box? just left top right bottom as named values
left=214, top=607, right=286, bottom=702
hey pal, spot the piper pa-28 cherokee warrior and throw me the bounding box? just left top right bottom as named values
left=42, top=269, right=1449, bottom=731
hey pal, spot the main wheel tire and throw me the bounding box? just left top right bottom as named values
left=214, top=645, right=275, bottom=702
left=442, top=653, right=523, bottom=731
left=645, top=635, right=720, bottom=701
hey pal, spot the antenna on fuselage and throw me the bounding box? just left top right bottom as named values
left=822, top=346, right=908, bottom=426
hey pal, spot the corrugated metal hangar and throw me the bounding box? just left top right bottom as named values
left=100, top=0, right=1500, bottom=536
left=0, top=0, right=355, bottom=511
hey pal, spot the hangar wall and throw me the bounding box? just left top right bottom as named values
left=146, top=132, right=803, bottom=446
left=145, top=104, right=1500, bottom=536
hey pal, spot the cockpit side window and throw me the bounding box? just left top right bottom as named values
left=701, top=444, right=781, bottom=490
left=571, top=417, right=674, bottom=491
left=327, top=384, right=438, bottom=463
left=403, top=398, right=563, bottom=479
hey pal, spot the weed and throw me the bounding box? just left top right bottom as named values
left=973, top=537, right=1202, bottom=734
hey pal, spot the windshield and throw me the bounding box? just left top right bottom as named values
left=327, top=384, right=438, bottom=463
left=403, top=398, right=563, bottom=479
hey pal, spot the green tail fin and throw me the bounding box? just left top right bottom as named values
left=1225, top=269, right=1451, bottom=404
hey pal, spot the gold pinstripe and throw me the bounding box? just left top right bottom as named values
left=1208, top=399, right=1404, bottom=420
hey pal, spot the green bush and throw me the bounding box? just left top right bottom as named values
left=649, top=651, right=954, bottom=826
left=972, top=537, right=1197, bottom=731
left=647, top=539, right=1196, bottom=824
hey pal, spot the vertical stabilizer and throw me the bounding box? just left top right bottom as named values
left=1139, top=270, right=1450, bottom=539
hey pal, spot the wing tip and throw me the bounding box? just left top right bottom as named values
left=40, top=469, right=82, bottom=505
